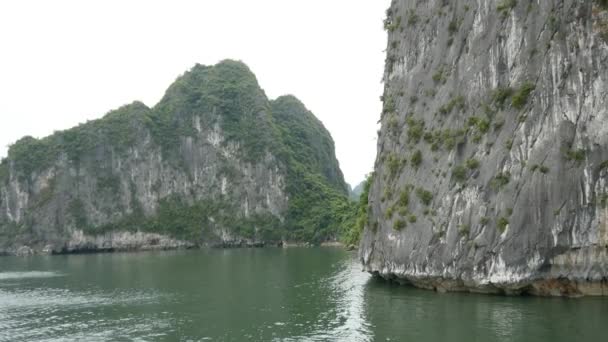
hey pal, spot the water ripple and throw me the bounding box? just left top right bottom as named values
left=277, top=258, right=373, bottom=342
left=0, top=286, right=166, bottom=342
left=0, top=271, right=63, bottom=281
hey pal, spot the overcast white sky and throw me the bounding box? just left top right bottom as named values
left=0, top=0, right=389, bottom=186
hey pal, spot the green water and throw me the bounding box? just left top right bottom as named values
left=0, top=248, right=606, bottom=341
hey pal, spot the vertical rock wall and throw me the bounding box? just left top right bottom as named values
left=360, top=0, right=608, bottom=296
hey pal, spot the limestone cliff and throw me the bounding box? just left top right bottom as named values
left=0, top=60, right=351, bottom=254
left=360, top=0, right=608, bottom=296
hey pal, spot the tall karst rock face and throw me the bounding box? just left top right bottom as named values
left=360, top=0, right=608, bottom=296
left=0, top=60, right=351, bottom=254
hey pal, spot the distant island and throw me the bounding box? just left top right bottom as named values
left=0, top=60, right=365, bottom=256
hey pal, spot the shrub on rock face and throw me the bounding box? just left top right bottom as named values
left=512, top=82, right=535, bottom=109
left=411, top=150, right=423, bottom=169
left=452, top=165, right=467, bottom=182
left=416, top=188, right=433, bottom=206
left=465, top=158, right=480, bottom=169
left=394, top=219, right=407, bottom=231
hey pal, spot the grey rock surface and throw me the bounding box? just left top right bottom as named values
left=360, top=0, right=608, bottom=296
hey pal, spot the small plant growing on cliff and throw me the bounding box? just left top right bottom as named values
left=458, top=224, right=470, bottom=235
left=394, top=219, right=407, bottom=231
left=385, top=206, right=395, bottom=219
left=452, top=165, right=468, bottom=182
left=408, top=214, right=417, bottom=223
left=383, top=95, right=396, bottom=114
left=384, top=14, right=402, bottom=32
left=497, top=0, right=517, bottom=14
left=416, top=188, right=433, bottom=205
left=439, top=96, right=466, bottom=114
left=539, top=165, right=550, bottom=174
left=512, top=82, right=535, bottom=109
left=476, top=118, right=491, bottom=134
left=564, top=149, right=586, bottom=164
left=406, top=118, right=425, bottom=143
left=387, top=114, right=400, bottom=137
left=465, top=158, right=480, bottom=169
left=398, top=188, right=410, bottom=208
left=383, top=187, right=394, bottom=202
left=411, top=150, right=423, bottom=169
left=432, top=67, right=447, bottom=83
left=492, top=87, right=514, bottom=108
left=407, top=9, right=419, bottom=26
left=467, top=116, right=490, bottom=142
left=480, top=217, right=490, bottom=225
left=448, top=20, right=459, bottom=34
left=491, top=172, right=511, bottom=190
left=387, top=154, right=403, bottom=178
left=497, top=217, right=509, bottom=232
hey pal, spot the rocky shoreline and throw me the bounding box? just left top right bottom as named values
left=0, top=230, right=347, bottom=257
left=369, top=271, right=608, bottom=297
left=362, top=243, right=608, bottom=297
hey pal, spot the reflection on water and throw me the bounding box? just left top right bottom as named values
left=0, top=249, right=607, bottom=341
left=281, top=259, right=372, bottom=341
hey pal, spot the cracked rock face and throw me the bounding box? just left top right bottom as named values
left=360, top=0, right=608, bottom=296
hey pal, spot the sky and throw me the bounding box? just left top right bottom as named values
left=0, top=0, right=389, bottom=187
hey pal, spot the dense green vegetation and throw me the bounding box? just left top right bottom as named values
left=6, top=102, right=151, bottom=178
left=271, top=95, right=348, bottom=194
left=281, top=163, right=354, bottom=243
left=269, top=94, right=353, bottom=243
left=342, top=174, right=373, bottom=246
left=95, top=196, right=283, bottom=242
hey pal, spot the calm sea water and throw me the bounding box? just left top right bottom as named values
left=0, top=248, right=607, bottom=341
